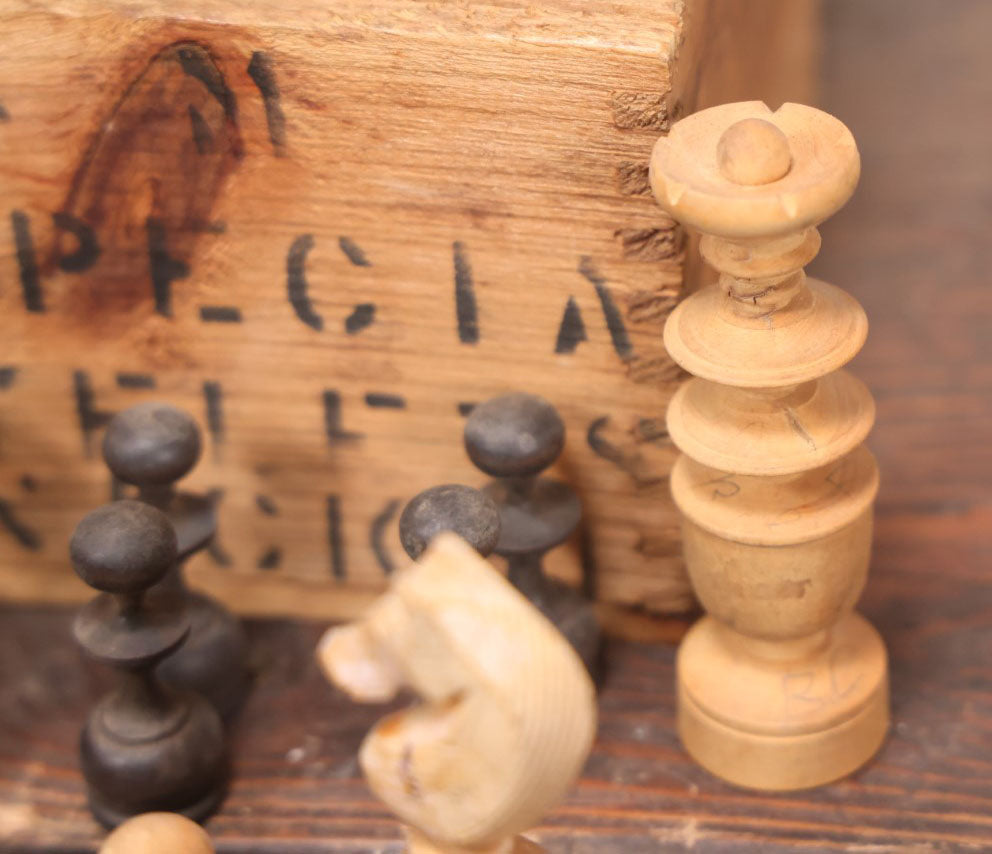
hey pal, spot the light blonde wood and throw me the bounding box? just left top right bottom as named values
left=317, top=532, right=596, bottom=853
left=99, top=812, right=214, bottom=854
left=651, top=102, right=890, bottom=791
left=0, top=0, right=818, bottom=621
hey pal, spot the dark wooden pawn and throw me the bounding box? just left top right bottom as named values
left=399, top=483, right=501, bottom=560
left=464, top=392, right=601, bottom=675
left=102, top=402, right=249, bottom=721
left=71, top=500, right=228, bottom=827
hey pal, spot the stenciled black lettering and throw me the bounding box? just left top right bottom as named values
left=370, top=498, right=400, bottom=574
left=322, top=390, right=363, bottom=442
left=579, top=256, right=634, bottom=360
left=73, top=370, right=113, bottom=455
left=53, top=211, right=101, bottom=272
left=247, top=51, right=286, bottom=154
left=339, top=236, right=371, bottom=267
left=11, top=211, right=43, bottom=312
left=287, top=234, right=322, bottom=330
left=555, top=295, right=587, bottom=354
left=453, top=241, right=479, bottom=344
left=344, top=303, right=375, bottom=334
left=326, top=494, right=346, bottom=579
left=146, top=217, right=190, bottom=316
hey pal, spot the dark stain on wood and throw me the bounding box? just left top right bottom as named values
left=58, top=41, right=243, bottom=324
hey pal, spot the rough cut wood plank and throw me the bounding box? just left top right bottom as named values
left=0, top=0, right=816, bottom=620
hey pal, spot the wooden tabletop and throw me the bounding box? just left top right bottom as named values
left=3, top=0, right=992, bottom=851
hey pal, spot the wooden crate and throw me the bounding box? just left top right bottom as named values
left=0, top=0, right=817, bottom=621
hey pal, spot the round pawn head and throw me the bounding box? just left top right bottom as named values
left=100, top=813, right=214, bottom=854
left=103, top=402, right=202, bottom=487
left=399, top=484, right=501, bottom=559
left=464, top=392, right=565, bottom=478
left=717, top=118, right=792, bottom=186
left=71, top=500, right=178, bottom=594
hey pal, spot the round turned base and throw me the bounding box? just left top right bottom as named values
left=88, top=781, right=226, bottom=829
left=677, top=613, right=889, bottom=791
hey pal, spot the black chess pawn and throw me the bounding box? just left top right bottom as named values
left=71, top=500, right=228, bottom=827
left=464, top=392, right=601, bottom=674
left=102, top=402, right=249, bottom=721
left=399, top=483, right=501, bottom=560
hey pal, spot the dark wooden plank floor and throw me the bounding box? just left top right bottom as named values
left=3, top=0, right=992, bottom=851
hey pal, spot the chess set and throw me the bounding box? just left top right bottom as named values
left=51, top=100, right=890, bottom=852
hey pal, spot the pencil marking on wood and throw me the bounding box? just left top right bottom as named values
left=338, top=236, right=371, bottom=267
left=323, top=390, right=363, bottom=442
left=555, top=296, right=587, bottom=354
left=11, top=211, right=43, bottom=313
left=257, top=546, right=282, bottom=570
left=19, top=475, right=37, bottom=493
left=255, top=494, right=279, bottom=516
left=203, top=381, right=224, bottom=445
left=457, top=402, right=476, bottom=416
left=345, top=303, right=375, bottom=334
left=287, top=234, right=323, bottom=330
left=365, top=392, right=406, bottom=409
left=370, top=498, right=401, bottom=575
left=199, top=305, right=243, bottom=323
left=247, top=50, right=286, bottom=154
left=0, top=499, right=41, bottom=551
left=115, top=372, right=156, bottom=389
left=147, top=217, right=189, bottom=317
left=326, top=494, right=346, bottom=579
left=188, top=104, right=215, bottom=154
left=453, top=241, right=479, bottom=344
left=0, top=102, right=9, bottom=121
left=0, top=367, right=17, bottom=390
left=72, top=370, right=113, bottom=456
left=53, top=212, right=101, bottom=272
left=579, top=256, right=634, bottom=360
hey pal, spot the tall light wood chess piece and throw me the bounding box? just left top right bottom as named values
left=317, top=533, right=597, bottom=853
left=650, top=101, right=889, bottom=790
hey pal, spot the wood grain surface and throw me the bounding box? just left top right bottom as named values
left=3, top=0, right=992, bottom=851
left=0, top=0, right=816, bottom=620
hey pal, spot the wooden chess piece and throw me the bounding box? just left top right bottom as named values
left=650, top=101, right=888, bottom=790
left=102, top=402, right=250, bottom=721
left=463, top=392, right=600, bottom=675
left=399, top=483, right=501, bottom=560
left=317, top=533, right=597, bottom=854
left=72, top=500, right=228, bottom=826
left=99, top=812, right=214, bottom=854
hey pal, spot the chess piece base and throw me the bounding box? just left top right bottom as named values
left=81, top=690, right=228, bottom=827
left=88, top=781, right=226, bottom=830
left=677, top=613, right=888, bottom=791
